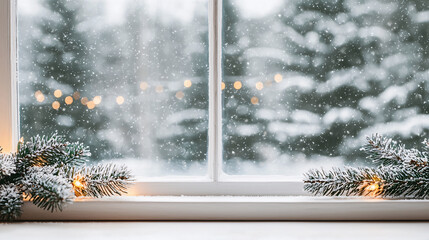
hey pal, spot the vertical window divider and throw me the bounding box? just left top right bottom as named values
left=208, top=0, right=222, bottom=182
left=0, top=0, right=18, bottom=153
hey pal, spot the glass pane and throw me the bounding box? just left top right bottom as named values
left=222, top=0, right=429, bottom=175
left=18, top=0, right=209, bottom=177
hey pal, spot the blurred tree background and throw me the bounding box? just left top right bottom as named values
left=18, top=0, right=429, bottom=175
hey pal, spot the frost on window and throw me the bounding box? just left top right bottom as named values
left=18, top=0, right=209, bottom=176
left=222, top=0, right=429, bottom=175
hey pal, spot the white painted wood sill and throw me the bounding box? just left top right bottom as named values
left=19, top=196, right=429, bottom=221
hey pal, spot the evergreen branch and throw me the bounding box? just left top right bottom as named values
left=424, top=139, right=429, bottom=151
left=0, top=153, right=16, bottom=181
left=59, top=142, right=91, bottom=166
left=0, top=184, right=23, bottom=221
left=21, top=166, right=75, bottom=212
left=361, top=134, right=428, bottom=168
left=17, top=134, right=67, bottom=167
left=304, top=166, right=429, bottom=199
left=66, top=164, right=133, bottom=198
left=17, top=134, right=91, bottom=167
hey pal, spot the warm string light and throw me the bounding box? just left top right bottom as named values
left=255, top=81, right=264, bottom=90
left=274, top=73, right=283, bottom=83
left=52, top=101, right=60, bottom=110
left=93, top=96, right=102, bottom=105
left=34, top=73, right=287, bottom=109
left=72, top=175, right=85, bottom=196
left=184, top=79, right=192, bottom=88
left=155, top=85, right=164, bottom=93
left=81, top=97, right=89, bottom=105
left=54, top=89, right=63, bottom=98
left=175, top=91, right=184, bottom=100
left=362, top=176, right=383, bottom=197
left=73, top=91, right=81, bottom=100
left=87, top=101, right=96, bottom=109
left=65, top=96, right=73, bottom=105
left=116, top=96, right=125, bottom=105
left=140, top=81, right=149, bottom=91
left=35, top=90, right=45, bottom=103
left=233, top=81, right=242, bottom=90
left=251, top=96, right=259, bottom=105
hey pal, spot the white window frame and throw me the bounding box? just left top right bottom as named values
left=2, top=0, right=429, bottom=221
left=0, top=0, right=304, bottom=196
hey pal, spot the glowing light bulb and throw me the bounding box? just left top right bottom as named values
left=52, top=101, right=60, bottom=110
left=65, top=96, right=73, bottom=105
left=81, top=97, right=89, bottom=105
left=234, top=81, right=242, bottom=90
left=184, top=79, right=192, bottom=88
left=274, top=74, right=283, bottom=83
left=255, top=81, right=264, bottom=90
left=87, top=101, right=96, bottom=109
left=35, top=90, right=45, bottom=103
left=155, top=85, right=164, bottom=93
left=54, top=89, right=63, bottom=98
left=116, top=96, right=125, bottom=105
left=73, top=91, right=80, bottom=100
left=175, top=91, right=184, bottom=100
left=140, top=82, right=149, bottom=91
left=365, top=183, right=379, bottom=191
left=251, top=96, right=259, bottom=105
left=93, top=96, right=102, bottom=105
left=221, top=82, right=225, bottom=90
left=72, top=177, right=84, bottom=189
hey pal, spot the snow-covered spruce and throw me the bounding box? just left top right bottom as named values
left=304, top=134, right=429, bottom=199
left=0, top=184, right=23, bottom=221
left=0, top=152, right=16, bottom=180
left=21, top=166, right=75, bottom=212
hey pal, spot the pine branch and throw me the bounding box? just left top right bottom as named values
left=361, top=134, right=428, bottom=169
left=304, top=166, right=429, bottom=199
left=17, top=134, right=90, bottom=167
left=0, top=153, right=16, bottom=181
left=424, top=139, right=429, bottom=151
left=0, top=184, right=23, bottom=221
left=17, top=134, right=67, bottom=167
left=21, top=166, right=75, bottom=212
left=66, top=164, right=133, bottom=198
left=59, top=142, right=91, bottom=166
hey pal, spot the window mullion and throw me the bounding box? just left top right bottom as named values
left=208, top=0, right=222, bottom=182
left=0, top=0, right=18, bottom=153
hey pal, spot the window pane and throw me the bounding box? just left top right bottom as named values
left=222, top=0, right=429, bottom=175
left=18, top=0, right=209, bottom=177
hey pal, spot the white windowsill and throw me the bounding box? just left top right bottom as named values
left=19, top=196, right=429, bottom=221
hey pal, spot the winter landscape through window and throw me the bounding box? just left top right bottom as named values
left=17, top=0, right=429, bottom=178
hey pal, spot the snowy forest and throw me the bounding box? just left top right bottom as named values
left=18, top=0, right=429, bottom=176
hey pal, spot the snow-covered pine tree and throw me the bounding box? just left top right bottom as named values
left=156, top=2, right=209, bottom=171
left=19, top=0, right=111, bottom=160
left=222, top=0, right=270, bottom=173
left=220, top=0, right=429, bottom=170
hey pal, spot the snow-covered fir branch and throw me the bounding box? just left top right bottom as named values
left=361, top=134, right=428, bottom=168
left=305, top=134, right=429, bottom=199
left=0, top=134, right=133, bottom=221
left=65, top=164, right=133, bottom=198
left=0, top=153, right=16, bottom=180
left=0, top=184, right=23, bottom=221
left=304, top=166, right=429, bottom=198
left=21, top=166, right=75, bottom=212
